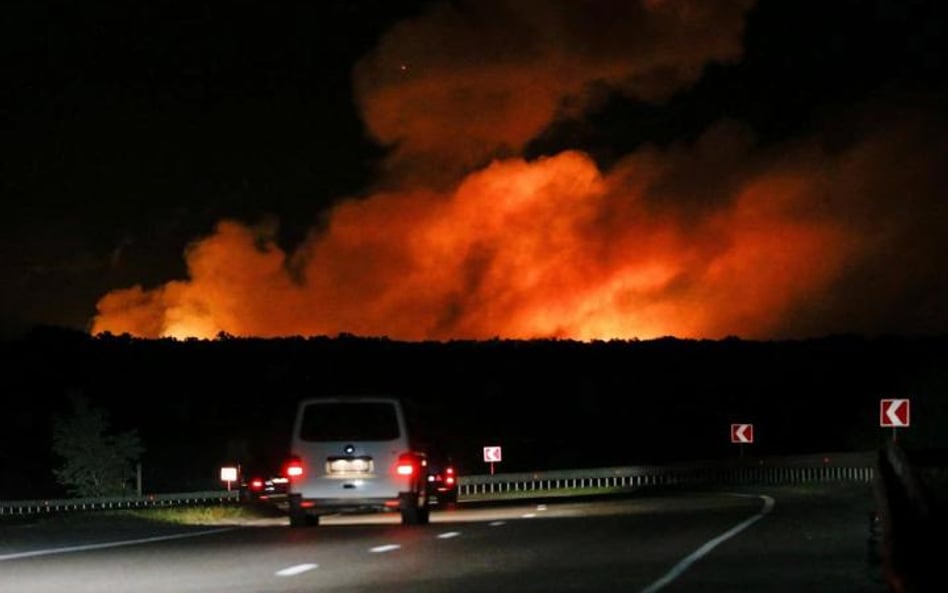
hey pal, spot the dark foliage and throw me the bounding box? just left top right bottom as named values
left=2, top=329, right=947, bottom=498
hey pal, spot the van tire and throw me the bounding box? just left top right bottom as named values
left=290, top=511, right=319, bottom=527
left=400, top=492, right=430, bottom=525
left=289, top=494, right=313, bottom=528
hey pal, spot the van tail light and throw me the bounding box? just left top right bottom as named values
left=249, top=478, right=265, bottom=491
left=395, top=453, right=418, bottom=476
left=284, top=456, right=304, bottom=479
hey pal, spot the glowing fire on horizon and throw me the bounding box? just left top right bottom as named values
left=91, top=147, right=857, bottom=341
left=89, top=0, right=945, bottom=340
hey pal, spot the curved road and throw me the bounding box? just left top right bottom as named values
left=0, top=487, right=883, bottom=593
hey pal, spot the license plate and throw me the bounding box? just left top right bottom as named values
left=326, top=457, right=373, bottom=475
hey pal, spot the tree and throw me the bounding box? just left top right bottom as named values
left=51, top=394, right=144, bottom=497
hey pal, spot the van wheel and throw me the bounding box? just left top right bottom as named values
left=289, top=494, right=318, bottom=528
left=290, top=511, right=320, bottom=527
left=289, top=511, right=305, bottom=527
left=400, top=492, right=429, bottom=525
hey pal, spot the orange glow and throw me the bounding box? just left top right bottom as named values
left=90, top=139, right=871, bottom=341
left=354, top=0, right=751, bottom=178
left=91, top=2, right=946, bottom=342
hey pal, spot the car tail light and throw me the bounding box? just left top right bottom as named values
left=284, top=456, right=304, bottom=479
left=249, top=478, right=265, bottom=491
left=446, top=467, right=455, bottom=475
left=445, top=476, right=456, bottom=486
left=395, top=453, right=417, bottom=476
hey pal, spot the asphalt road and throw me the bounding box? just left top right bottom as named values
left=0, top=486, right=885, bottom=593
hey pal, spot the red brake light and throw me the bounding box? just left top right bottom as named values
left=284, top=456, right=304, bottom=479
left=445, top=476, right=456, bottom=485
left=446, top=467, right=455, bottom=475
left=395, top=453, right=417, bottom=476
left=249, top=478, right=264, bottom=491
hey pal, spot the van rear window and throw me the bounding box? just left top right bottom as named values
left=299, top=402, right=400, bottom=442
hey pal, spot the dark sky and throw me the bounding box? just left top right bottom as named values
left=3, top=0, right=947, bottom=340
left=3, top=0, right=426, bottom=336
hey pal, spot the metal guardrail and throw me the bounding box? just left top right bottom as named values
left=0, top=491, right=239, bottom=516
left=458, top=452, right=876, bottom=497
left=1, top=452, right=876, bottom=516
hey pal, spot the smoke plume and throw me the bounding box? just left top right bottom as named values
left=91, top=1, right=948, bottom=340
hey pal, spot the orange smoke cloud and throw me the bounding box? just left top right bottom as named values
left=90, top=2, right=948, bottom=341
left=92, top=121, right=876, bottom=340
left=355, top=0, right=752, bottom=179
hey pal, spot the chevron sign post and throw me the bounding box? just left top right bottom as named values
left=880, top=398, right=910, bottom=442
left=731, top=423, right=753, bottom=458
left=880, top=399, right=910, bottom=427
left=483, top=445, right=502, bottom=475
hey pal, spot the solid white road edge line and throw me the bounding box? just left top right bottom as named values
left=369, top=544, right=401, bottom=553
left=0, top=528, right=236, bottom=562
left=521, top=513, right=537, bottom=518
left=637, top=494, right=776, bottom=593
left=276, top=563, right=319, bottom=577
left=437, top=531, right=461, bottom=539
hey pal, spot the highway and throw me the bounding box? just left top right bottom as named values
left=0, top=487, right=883, bottom=593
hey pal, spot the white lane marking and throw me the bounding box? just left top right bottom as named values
left=437, top=531, right=461, bottom=539
left=489, top=521, right=506, bottom=527
left=0, top=528, right=235, bottom=562
left=276, top=563, right=319, bottom=577
left=521, top=513, right=537, bottom=518
left=536, top=504, right=548, bottom=511
left=369, top=544, right=401, bottom=553
left=637, top=494, right=776, bottom=593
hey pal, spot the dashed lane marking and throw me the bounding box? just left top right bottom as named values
left=276, top=563, right=318, bottom=577
left=437, top=532, right=461, bottom=539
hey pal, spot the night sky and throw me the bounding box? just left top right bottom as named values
left=4, top=0, right=948, bottom=341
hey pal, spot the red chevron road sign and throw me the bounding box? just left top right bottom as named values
left=731, top=423, right=754, bottom=444
left=880, top=399, right=910, bottom=427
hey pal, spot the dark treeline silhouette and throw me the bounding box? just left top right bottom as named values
left=2, top=326, right=947, bottom=498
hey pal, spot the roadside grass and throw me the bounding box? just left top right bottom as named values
left=109, top=503, right=286, bottom=525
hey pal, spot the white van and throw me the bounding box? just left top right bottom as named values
left=284, top=396, right=430, bottom=526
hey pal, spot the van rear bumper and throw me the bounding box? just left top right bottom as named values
left=285, top=493, right=405, bottom=514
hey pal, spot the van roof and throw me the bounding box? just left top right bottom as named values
left=297, top=396, right=402, bottom=405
